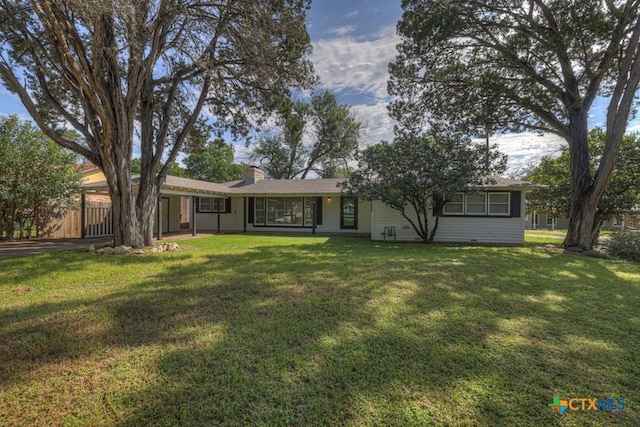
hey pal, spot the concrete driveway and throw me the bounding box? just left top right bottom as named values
left=0, top=237, right=112, bottom=259
left=0, top=232, right=216, bottom=259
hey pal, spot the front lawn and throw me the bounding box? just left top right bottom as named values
left=1, top=235, right=638, bottom=426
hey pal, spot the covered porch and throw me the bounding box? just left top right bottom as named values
left=80, top=175, right=229, bottom=240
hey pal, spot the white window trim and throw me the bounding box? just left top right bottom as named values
left=443, top=193, right=464, bottom=215
left=442, top=192, right=511, bottom=217
left=465, top=193, right=487, bottom=215
left=488, top=192, right=511, bottom=216
left=199, top=197, right=226, bottom=213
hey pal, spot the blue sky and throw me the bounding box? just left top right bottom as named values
left=1, top=1, right=638, bottom=174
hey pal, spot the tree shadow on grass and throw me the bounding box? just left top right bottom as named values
left=114, top=243, right=640, bottom=426
left=1, top=239, right=639, bottom=425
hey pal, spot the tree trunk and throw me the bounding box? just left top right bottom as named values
left=562, top=110, right=601, bottom=251
left=137, top=179, right=159, bottom=247
left=107, top=168, right=143, bottom=248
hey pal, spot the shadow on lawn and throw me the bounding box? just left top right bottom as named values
left=1, top=238, right=639, bottom=426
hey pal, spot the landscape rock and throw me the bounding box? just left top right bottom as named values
left=133, top=249, right=145, bottom=255
left=88, top=244, right=95, bottom=252
left=113, top=245, right=131, bottom=255
left=102, top=247, right=114, bottom=255
left=584, top=249, right=609, bottom=259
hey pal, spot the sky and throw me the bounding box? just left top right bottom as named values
left=1, top=0, right=639, bottom=175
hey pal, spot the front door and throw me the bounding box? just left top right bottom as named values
left=340, top=197, right=357, bottom=229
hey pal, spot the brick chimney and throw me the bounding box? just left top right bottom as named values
left=244, top=166, right=265, bottom=184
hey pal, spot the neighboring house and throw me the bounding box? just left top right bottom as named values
left=80, top=166, right=539, bottom=244
left=525, top=212, right=638, bottom=231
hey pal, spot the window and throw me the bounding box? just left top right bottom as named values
left=443, top=193, right=464, bottom=214
left=442, top=192, right=511, bottom=217
left=546, top=215, right=555, bottom=226
left=488, top=193, right=510, bottom=215
left=465, top=193, right=487, bottom=214
left=340, top=197, right=358, bottom=229
left=253, top=197, right=307, bottom=226
left=198, top=197, right=228, bottom=213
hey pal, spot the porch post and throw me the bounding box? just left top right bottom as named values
left=192, top=196, right=197, bottom=236
left=80, top=193, right=86, bottom=239
left=157, top=193, right=163, bottom=241
left=243, top=197, right=247, bottom=233
left=312, top=198, right=317, bottom=235
left=217, top=199, right=221, bottom=234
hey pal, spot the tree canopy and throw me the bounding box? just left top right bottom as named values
left=345, top=127, right=506, bottom=243
left=0, top=115, right=82, bottom=239
left=250, top=91, right=361, bottom=179
left=183, top=139, right=244, bottom=183
left=0, top=0, right=314, bottom=247
left=525, top=129, right=640, bottom=221
left=391, top=0, right=640, bottom=250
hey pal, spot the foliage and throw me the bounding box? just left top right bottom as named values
left=525, top=129, right=640, bottom=221
left=183, top=139, right=244, bottom=182
left=345, top=127, right=506, bottom=243
left=1, top=235, right=639, bottom=426
left=390, top=0, right=640, bottom=250
left=0, top=0, right=314, bottom=247
left=608, top=231, right=640, bottom=261
left=250, top=91, right=361, bottom=179
left=0, top=115, right=82, bottom=239
left=130, top=158, right=186, bottom=177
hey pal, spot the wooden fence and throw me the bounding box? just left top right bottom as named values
left=45, top=200, right=113, bottom=239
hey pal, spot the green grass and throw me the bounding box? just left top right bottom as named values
left=1, top=235, right=639, bottom=426
left=526, top=229, right=567, bottom=245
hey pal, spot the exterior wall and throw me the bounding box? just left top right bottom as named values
left=194, top=197, right=244, bottom=232
left=372, top=190, right=526, bottom=244
left=82, top=169, right=107, bottom=184
left=154, top=196, right=182, bottom=234
left=200, top=196, right=372, bottom=235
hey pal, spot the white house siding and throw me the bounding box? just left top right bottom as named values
left=371, top=191, right=525, bottom=244
left=433, top=216, right=523, bottom=244
left=195, top=197, right=243, bottom=232
left=153, top=195, right=182, bottom=233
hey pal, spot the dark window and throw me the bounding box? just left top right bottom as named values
left=340, top=197, right=358, bottom=229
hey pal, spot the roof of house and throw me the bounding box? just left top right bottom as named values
left=82, top=172, right=542, bottom=197
left=226, top=178, right=347, bottom=195
left=82, top=175, right=229, bottom=197
left=476, top=176, right=545, bottom=188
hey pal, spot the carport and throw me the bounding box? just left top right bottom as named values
left=81, top=175, right=229, bottom=239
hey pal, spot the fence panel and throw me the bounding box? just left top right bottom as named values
left=85, top=201, right=113, bottom=238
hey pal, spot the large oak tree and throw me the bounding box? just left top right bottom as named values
left=390, top=0, right=640, bottom=250
left=250, top=91, right=361, bottom=179
left=0, top=0, right=314, bottom=247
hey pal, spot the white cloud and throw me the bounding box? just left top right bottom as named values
left=327, top=25, right=357, bottom=37
left=351, top=102, right=395, bottom=147
left=345, top=10, right=359, bottom=18
left=478, top=132, right=567, bottom=176
left=311, top=25, right=399, bottom=99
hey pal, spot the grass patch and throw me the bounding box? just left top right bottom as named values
left=1, top=235, right=639, bottom=426
left=526, top=229, right=567, bottom=245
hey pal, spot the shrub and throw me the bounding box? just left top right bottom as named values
left=608, top=231, right=640, bottom=261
